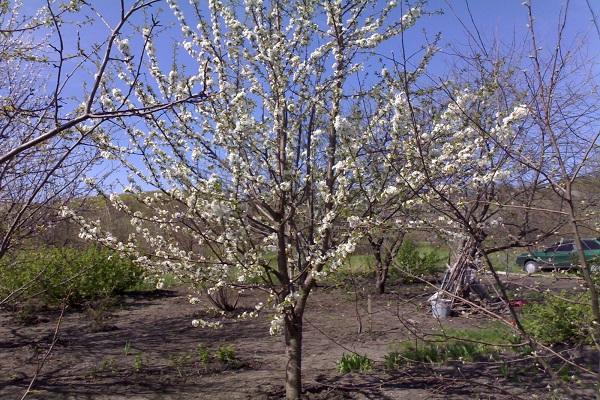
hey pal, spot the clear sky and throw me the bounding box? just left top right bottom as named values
left=18, top=1, right=600, bottom=97
left=400, top=0, right=600, bottom=84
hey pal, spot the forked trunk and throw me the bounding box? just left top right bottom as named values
left=284, top=311, right=303, bottom=399
left=375, top=267, right=387, bottom=294
left=369, top=237, right=386, bottom=294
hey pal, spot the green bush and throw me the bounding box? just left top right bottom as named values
left=0, top=247, right=145, bottom=306
left=521, top=292, right=592, bottom=346
left=393, top=240, right=445, bottom=283
left=337, top=353, right=373, bottom=373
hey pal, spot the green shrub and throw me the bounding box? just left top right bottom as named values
left=521, top=292, right=592, bottom=346
left=0, top=246, right=145, bottom=306
left=133, top=353, right=144, bottom=373
left=337, top=353, right=373, bottom=373
left=393, top=240, right=445, bottom=283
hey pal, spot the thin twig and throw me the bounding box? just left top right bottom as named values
left=20, top=299, right=68, bottom=400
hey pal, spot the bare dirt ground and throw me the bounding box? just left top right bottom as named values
left=0, top=273, right=596, bottom=399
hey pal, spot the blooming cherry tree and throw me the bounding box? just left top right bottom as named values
left=72, top=1, right=424, bottom=397
left=395, top=71, right=529, bottom=265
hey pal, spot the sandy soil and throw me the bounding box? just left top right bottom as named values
left=0, top=273, right=595, bottom=399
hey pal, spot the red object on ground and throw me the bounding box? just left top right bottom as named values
left=509, top=299, right=528, bottom=307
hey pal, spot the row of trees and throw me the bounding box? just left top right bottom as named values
left=2, top=1, right=600, bottom=399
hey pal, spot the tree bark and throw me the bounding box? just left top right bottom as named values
left=284, top=311, right=303, bottom=400
left=369, top=237, right=386, bottom=294
left=370, top=232, right=405, bottom=295
left=375, top=267, right=387, bottom=294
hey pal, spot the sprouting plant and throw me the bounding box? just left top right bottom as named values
left=197, top=344, right=210, bottom=364
left=169, top=353, right=191, bottom=377
left=216, top=344, right=236, bottom=363
left=384, top=351, right=404, bottom=370
left=100, top=357, right=117, bottom=374
left=337, top=353, right=373, bottom=373
left=123, top=340, right=131, bottom=356
left=133, top=353, right=143, bottom=372
left=499, top=362, right=510, bottom=379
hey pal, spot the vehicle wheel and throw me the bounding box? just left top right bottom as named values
left=524, top=261, right=539, bottom=275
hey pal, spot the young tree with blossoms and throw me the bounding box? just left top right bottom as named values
left=69, top=1, right=424, bottom=398
left=395, top=3, right=600, bottom=389
left=349, top=45, right=438, bottom=294
left=394, top=59, right=530, bottom=279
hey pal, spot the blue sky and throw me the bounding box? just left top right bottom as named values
left=19, top=0, right=600, bottom=100
left=15, top=0, right=600, bottom=186
left=404, top=0, right=600, bottom=82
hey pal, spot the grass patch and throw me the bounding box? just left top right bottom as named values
left=385, top=340, right=499, bottom=368
left=441, top=324, right=517, bottom=345
left=486, top=249, right=524, bottom=273
left=385, top=325, right=517, bottom=370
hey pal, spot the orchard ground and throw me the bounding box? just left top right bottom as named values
left=1, top=273, right=597, bottom=399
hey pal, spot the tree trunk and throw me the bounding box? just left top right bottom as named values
left=370, top=232, right=405, bottom=295
left=284, top=311, right=303, bottom=399
left=375, top=267, right=387, bottom=294
left=369, top=237, right=386, bottom=294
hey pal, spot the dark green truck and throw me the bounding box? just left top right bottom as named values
left=516, top=239, right=600, bottom=274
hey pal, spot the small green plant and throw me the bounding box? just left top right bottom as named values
left=123, top=341, right=131, bottom=356
left=96, top=357, right=117, bottom=375
left=89, top=358, right=117, bottom=378
left=499, top=362, right=511, bottom=379
left=521, top=292, right=592, bottom=346
left=384, top=351, right=404, bottom=370
left=197, top=344, right=210, bottom=364
left=446, top=341, right=498, bottom=362
left=133, top=353, right=143, bottom=373
left=400, top=343, right=445, bottom=364
left=337, top=353, right=373, bottom=373
left=216, top=344, right=236, bottom=363
left=507, top=334, right=533, bottom=357
left=169, top=353, right=191, bottom=377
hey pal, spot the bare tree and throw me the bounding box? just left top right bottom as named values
left=0, top=1, right=209, bottom=164
left=0, top=0, right=210, bottom=256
